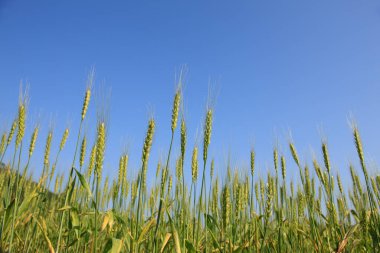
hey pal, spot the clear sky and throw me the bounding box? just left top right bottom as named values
left=0, top=0, right=380, bottom=188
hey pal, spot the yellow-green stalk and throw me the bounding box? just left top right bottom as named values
left=221, top=185, right=231, bottom=233
left=161, top=166, right=168, bottom=195
left=180, top=117, right=187, bottom=245
left=352, top=125, right=378, bottom=227
left=141, top=119, right=155, bottom=191
left=7, top=119, right=17, bottom=146
left=168, top=175, right=173, bottom=196
left=250, top=149, right=255, bottom=218
left=58, top=80, right=93, bottom=253
left=95, top=122, right=106, bottom=180
left=122, top=155, right=129, bottom=197
left=176, top=156, right=183, bottom=182
left=171, top=91, right=180, bottom=132
left=289, top=142, right=300, bottom=168
left=191, top=145, right=199, bottom=242
left=79, top=136, right=87, bottom=169
left=28, top=126, right=39, bottom=158
left=191, top=147, right=199, bottom=183
left=273, top=148, right=278, bottom=174
left=9, top=87, right=28, bottom=253
left=210, top=159, right=215, bottom=178
left=197, top=108, right=213, bottom=248
left=15, top=104, right=26, bottom=148
left=50, top=128, right=69, bottom=184
left=20, top=125, right=39, bottom=188
left=181, top=118, right=186, bottom=161
left=82, top=88, right=91, bottom=120
left=0, top=120, right=14, bottom=164
left=131, top=180, right=138, bottom=204
left=118, top=155, right=125, bottom=189
left=94, top=121, right=106, bottom=253
left=87, top=144, right=96, bottom=178
left=203, top=109, right=213, bottom=163
left=0, top=118, right=16, bottom=170
left=54, top=174, right=60, bottom=193
left=137, top=118, right=155, bottom=244
left=250, top=150, right=255, bottom=177
left=336, top=174, right=343, bottom=195
left=44, top=131, right=53, bottom=171
left=322, top=142, right=331, bottom=174
left=154, top=88, right=181, bottom=252
left=289, top=142, right=304, bottom=185
left=281, top=156, right=286, bottom=180
left=60, top=128, right=69, bottom=151
left=0, top=133, right=6, bottom=156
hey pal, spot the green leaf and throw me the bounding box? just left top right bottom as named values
left=67, top=175, right=76, bottom=203
left=113, top=212, right=127, bottom=226
left=57, top=205, right=72, bottom=211
left=185, top=240, right=196, bottom=253
left=17, top=190, right=38, bottom=216
left=206, top=214, right=220, bottom=231
left=70, top=208, right=80, bottom=228
left=2, top=199, right=15, bottom=233
left=81, top=230, right=92, bottom=243
left=167, top=211, right=181, bottom=253
left=350, top=209, right=359, bottom=222
left=208, top=228, right=222, bottom=252
left=91, top=199, right=97, bottom=210
left=137, top=217, right=156, bottom=244
left=103, top=238, right=123, bottom=253
left=74, top=168, right=93, bottom=198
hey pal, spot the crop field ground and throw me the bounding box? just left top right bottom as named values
left=0, top=77, right=379, bottom=253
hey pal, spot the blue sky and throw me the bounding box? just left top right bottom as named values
left=0, top=0, right=380, bottom=188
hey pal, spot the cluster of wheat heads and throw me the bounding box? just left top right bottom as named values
left=0, top=77, right=379, bottom=253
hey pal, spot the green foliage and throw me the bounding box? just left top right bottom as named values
left=0, top=83, right=379, bottom=253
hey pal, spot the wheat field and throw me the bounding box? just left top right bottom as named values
left=0, top=78, right=379, bottom=253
